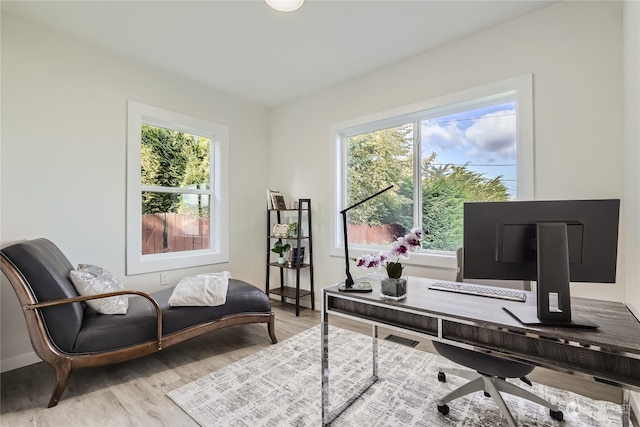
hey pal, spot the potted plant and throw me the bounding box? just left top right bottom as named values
left=271, top=240, right=291, bottom=265
left=354, top=227, right=426, bottom=300
left=287, top=222, right=298, bottom=238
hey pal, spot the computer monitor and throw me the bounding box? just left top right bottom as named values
left=463, top=199, right=620, bottom=328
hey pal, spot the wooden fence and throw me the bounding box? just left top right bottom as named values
left=142, top=216, right=401, bottom=254
left=142, top=213, right=209, bottom=255
left=347, top=223, right=406, bottom=245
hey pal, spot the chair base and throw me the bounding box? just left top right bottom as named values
left=436, top=368, right=564, bottom=427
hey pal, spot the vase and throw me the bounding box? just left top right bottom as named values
left=380, top=277, right=407, bottom=300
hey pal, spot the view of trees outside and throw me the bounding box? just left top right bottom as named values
left=140, top=124, right=211, bottom=254
left=346, top=101, right=515, bottom=251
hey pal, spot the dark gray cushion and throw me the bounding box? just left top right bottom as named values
left=73, top=279, right=271, bottom=353
left=1, top=239, right=84, bottom=353
left=75, top=294, right=158, bottom=353
left=157, top=279, right=271, bottom=335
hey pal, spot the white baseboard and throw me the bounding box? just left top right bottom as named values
left=1, top=351, right=41, bottom=373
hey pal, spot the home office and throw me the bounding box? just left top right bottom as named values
left=325, top=197, right=638, bottom=426
left=2, top=0, right=639, bottom=425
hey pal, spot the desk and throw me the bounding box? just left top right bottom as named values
left=321, top=276, right=640, bottom=426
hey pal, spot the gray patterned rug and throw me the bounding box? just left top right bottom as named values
left=168, top=325, right=629, bottom=426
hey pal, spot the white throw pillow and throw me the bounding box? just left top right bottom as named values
left=70, top=264, right=129, bottom=315
left=168, top=271, right=231, bottom=307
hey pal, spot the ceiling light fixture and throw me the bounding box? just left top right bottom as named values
left=264, top=0, right=304, bottom=13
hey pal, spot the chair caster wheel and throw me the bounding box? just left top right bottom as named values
left=437, top=404, right=450, bottom=415
left=550, top=409, right=564, bottom=421
left=437, top=372, right=446, bottom=382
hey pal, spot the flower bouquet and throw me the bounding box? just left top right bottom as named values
left=354, top=227, right=424, bottom=300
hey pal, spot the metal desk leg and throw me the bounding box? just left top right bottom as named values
left=622, top=388, right=630, bottom=427
left=321, top=300, right=330, bottom=425
left=321, top=295, right=379, bottom=425
left=372, top=324, right=378, bottom=378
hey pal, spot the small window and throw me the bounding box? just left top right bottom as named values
left=333, top=75, right=533, bottom=267
left=127, top=101, right=229, bottom=274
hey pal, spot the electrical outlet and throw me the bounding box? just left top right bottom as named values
left=160, top=273, right=169, bottom=286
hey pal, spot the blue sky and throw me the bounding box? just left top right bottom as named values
left=420, top=102, right=517, bottom=197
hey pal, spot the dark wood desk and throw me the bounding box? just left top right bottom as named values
left=321, top=276, right=640, bottom=426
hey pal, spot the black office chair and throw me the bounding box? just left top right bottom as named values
left=433, top=248, right=563, bottom=426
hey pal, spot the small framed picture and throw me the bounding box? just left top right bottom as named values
left=267, top=189, right=282, bottom=209
left=272, top=224, right=288, bottom=237
left=271, top=193, right=287, bottom=210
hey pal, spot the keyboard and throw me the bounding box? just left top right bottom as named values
left=428, top=281, right=527, bottom=302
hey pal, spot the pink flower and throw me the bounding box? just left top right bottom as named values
left=354, top=229, right=426, bottom=279
left=391, top=237, right=410, bottom=259
left=355, top=253, right=385, bottom=269
left=403, top=229, right=422, bottom=251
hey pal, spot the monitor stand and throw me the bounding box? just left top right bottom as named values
left=503, top=306, right=599, bottom=329
left=504, top=222, right=599, bottom=329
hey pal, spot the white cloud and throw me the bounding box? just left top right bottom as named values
left=421, top=119, right=467, bottom=152
left=464, top=109, right=516, bottom=162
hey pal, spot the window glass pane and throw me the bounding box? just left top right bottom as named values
left=141, top=192, right=210, bottom=255
left=421, top=102, right=515, bottom=251
left=346, top=124, right=414, bottom=246
left=140, top=124, right=210, bottom=189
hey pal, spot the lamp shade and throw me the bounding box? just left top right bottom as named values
left=264, top=0, right=304, bottom=13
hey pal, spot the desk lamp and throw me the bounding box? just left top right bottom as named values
left=339, top=185, right=393, bottom=292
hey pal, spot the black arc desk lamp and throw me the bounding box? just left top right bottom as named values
left=338, top=185, right=393, bottom=292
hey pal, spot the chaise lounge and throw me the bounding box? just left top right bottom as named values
left=0, top=238, right=277, bottom=407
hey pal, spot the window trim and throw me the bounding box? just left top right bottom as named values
left=126, top=100, right=229, bottom=275
left=330, top=74, right=534, bottom=270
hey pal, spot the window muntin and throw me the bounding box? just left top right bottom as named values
left=127, top=101, right=229, bottom=274
left=333, top=75, right=533, bottom=266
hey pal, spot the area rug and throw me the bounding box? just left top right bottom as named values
left=167, top=325, right=630, bottom=426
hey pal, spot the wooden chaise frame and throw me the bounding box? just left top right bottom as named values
left=1, top=255, right=277, bottom=408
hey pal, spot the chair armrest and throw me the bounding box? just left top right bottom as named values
left=24, top=291, right=164, bottom=350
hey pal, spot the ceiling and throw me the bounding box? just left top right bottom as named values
left=1, top=1, right=555, bottom=108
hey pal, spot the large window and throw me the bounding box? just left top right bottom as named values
left=332, top=75, right=533, bottom=268
left=127, top=101, right=229, bottom=274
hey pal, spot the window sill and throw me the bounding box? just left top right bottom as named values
left=330, top=247, right=457, bottom=271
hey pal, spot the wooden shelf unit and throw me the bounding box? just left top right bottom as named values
left=265, top=198, right=314, bottom=316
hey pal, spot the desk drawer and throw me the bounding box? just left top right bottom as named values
left=327, top=296, right=439, bottom=337
left=442, top=321, right=640, bottom=388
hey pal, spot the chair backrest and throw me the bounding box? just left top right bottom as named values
left=1, top=239, right=84, bottom=353
left=456, top=247, right=531, bottom=291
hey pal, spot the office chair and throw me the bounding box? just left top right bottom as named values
left=433, top=248, right=563, bottom=426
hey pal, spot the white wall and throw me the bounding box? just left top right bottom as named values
left=1, top=14, right=270, bottom=371
left=270, top=1, right=636, bottom=304
left=623, top=0, right=640, bottom=418
left=624, top=0, right=640, bottom=310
